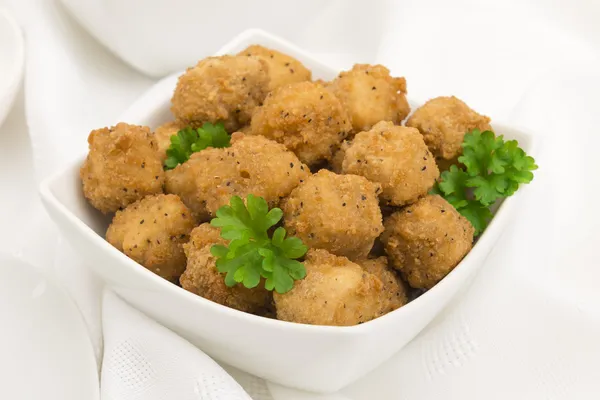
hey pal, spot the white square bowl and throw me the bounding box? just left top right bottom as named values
left=39, top=29, right=538, bottom=393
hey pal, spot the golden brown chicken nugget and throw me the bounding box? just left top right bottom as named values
left=329, top=64, right=410, bottom=134
left=171, top=55, right=270, bottom=132
left=80, top=123, right=165, bottom=214
left=239, top=45, right=311, bottom=91
left=250, top=81, right=351, bottom=165
left=273, top=249, right=384, bottom=326
left=360, top=257, right=407, bottom=314
left=165, top=133, right=309, bottom=221
left=181, top=223, right=271, bottom=314
left=406, top=96, right=491, bottom=160
left=340, top=121, right=439, bottom=206
left=106, top=194, right=195, bottom=282
left=282, top=169, right=383, bottom=261
left=381, top=195, right=474, bottom=289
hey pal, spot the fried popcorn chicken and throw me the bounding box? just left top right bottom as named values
left=406, top=96, right=491, bottom=160
left=360, top=257, right=407, bottom=314
left=273, top=249, right=385, bottom=326
left=106, top=194, right=195, bottom=282
left=165, top=133, right=309, bottom=221
left=171, top=55, right=270, bottom=132
left=381, top=195, right=474, bottom=289
left=250, top=81, right=351, bottom=165
left=329, top=64, right=410, bottom=134
left=238, top=45, right=311, bottom=91
left=80, top=123, right=164, bottom=213
left=339, top=121, right=439, bottom=206
left=282, top=169, right=383, bottom=260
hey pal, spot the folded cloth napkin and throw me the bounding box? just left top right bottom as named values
left=102, top=290, right=264, bottom=400
left=3, top=0, right=153, bottom=364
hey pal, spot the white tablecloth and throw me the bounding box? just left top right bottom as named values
left=1, top=0, right=600, bottom=398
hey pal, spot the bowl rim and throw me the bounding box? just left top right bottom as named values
left=39, top=28, right=541, bottom=335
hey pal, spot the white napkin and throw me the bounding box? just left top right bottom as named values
left=102, top=290, right=266, bottom=400
left=2, top=0, right=154, bottom=364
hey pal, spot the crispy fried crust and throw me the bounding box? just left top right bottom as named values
left=282, top=170, right=383, bottom=260
left=340, top=121, right=439, bottom=206
left=329, top=64, right=410, bottom=134
left=171, top=55, right=270, bottom=132
left=165, top=133, right=309, bottom=221
left=80, top=123, right=165, bottom=214
left=381, top=195, right=474, bottom=289
left=106, top=194, right=195, bottom=282
left=406, top=96, right=491, bottom=160
left=250, top=81, right=352, bottom=165
left=238, top=45, right=311, bottom=91
left=273, top=249, right=385, bottom=326
left=360, top=256, right=407, bottom=314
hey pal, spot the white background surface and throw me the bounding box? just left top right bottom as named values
left=1, top=0, right=600, bottom=398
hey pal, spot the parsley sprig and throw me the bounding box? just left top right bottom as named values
left=210, top=195, right=308, bottom=294
left=434, top=129, right=537, bottom=235
left=164, top=122, right=230, bottom=170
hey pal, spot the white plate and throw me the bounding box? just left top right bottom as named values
left=40, top=29, right=538, bottom=393
left=0, top=253, right=99, bottom=400
left=0, top=9, right=24, bottom=128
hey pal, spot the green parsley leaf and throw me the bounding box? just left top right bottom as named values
left=458, top=129, right=537, bottom=206
left=210, top=195, right=308, bottom=294
left=458, top=202, right=493, bottom=236
left=435, top=129, right=536, bottom=236
left=163, top=122, right=231, bottom=170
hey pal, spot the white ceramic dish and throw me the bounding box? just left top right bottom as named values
left=0, top=253, right=99, bottom=400
left=40, top=29, right=537, bottom=393
left=0, top=9, right=24, bottom=128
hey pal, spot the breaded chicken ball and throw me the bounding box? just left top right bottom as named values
left=80, top=123, right=165, bottom=214
left=171, top=55, right=270, bottom=132
left=181, top=223, right=271, bottom=314
left=406, top=96, right=491, bottom=160
left=273, top=249, right=384, bottom=326
left=339, top=121, right=439, bottom=206
left=329, top=64, right=410, bottom=133
left=282, top=170, right=383, bottom=260
left=238, top=45, right=311, bottom=91
left=106, top=194, right=195, bottom=282
left=360, top=257, right=407, bottom=314
left=166, top=133, right=309, bottom=221
left=381, top=195, right=474, bottom=289
left=250, top=81, right=352, bottom=165
left=154, top=121, right=184, bottom=161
